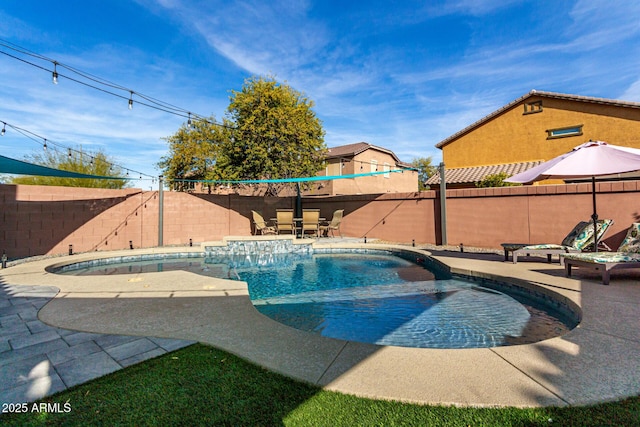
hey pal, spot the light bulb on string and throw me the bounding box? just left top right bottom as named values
left=0, top=119, right=146, bottom=182
left=128, top=92, right=133, bottom=110
left=52, top=62, right=59, bottom=85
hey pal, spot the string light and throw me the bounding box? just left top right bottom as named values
left=0, top=40, right=280, bottom=183
left=52, top=61, right=58, bottom=84
left=0, top=39, right=235, bottom=131
left=0, top=119, right=155, bottom=180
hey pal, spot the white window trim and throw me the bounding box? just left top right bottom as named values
left=546, top=124, right=583, bottom=139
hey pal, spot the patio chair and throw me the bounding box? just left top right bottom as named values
left=510, top=219, right=614, bottom=264
left=319, top=209, right=344, bottom=237
left=301, top=209, right=321, bottom=238
left=562, top=223, right=640, bottom=285
left=276, top=209, right=295, bottom=235
left=251, top=210, right=276, bottom=235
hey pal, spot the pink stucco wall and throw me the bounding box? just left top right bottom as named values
left=443, top=181, right=640, bottom=250
left=1, top=182, right=639, bottom=259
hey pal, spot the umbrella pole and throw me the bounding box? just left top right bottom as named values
left=591, top=176, right=599, bottom=252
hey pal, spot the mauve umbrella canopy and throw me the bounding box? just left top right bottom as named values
left=505, top=141, right=640, bottom=251
left=505, top=141, right=640, bottom=183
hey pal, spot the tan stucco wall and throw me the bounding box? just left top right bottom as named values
left=313, top=150, right=418, bottom=195
left=442, top=96, right=640, bottom=168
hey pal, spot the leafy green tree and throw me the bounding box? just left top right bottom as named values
left=475, top=172, right=521, bottom=188
left=157, top=115, right=222, bottom=192
left=159, top=76, right=326, bottom=194
left=8, top=148, right=129, bottom=189
left=411, top=156, right=437, bottom=190
left=214, top=76, right=326, bottom=183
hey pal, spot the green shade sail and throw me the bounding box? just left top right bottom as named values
left=0, top=154, right=127, bottom=180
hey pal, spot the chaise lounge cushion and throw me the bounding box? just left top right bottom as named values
left=617, top=223, right=640, bottom=253
left=562, top=223, right=640, bottom=285
left=563, top=252, right=640, bottom=264
left=509, top=219, right=614, bottom=264
left=517, top=219, right=612, bottom=252
left=563, top=223, right=640, bottom=263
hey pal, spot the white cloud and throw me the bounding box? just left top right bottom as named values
left=620, top=79, right=640, bottom=102
left=429, top=0, right=524, bottom=17
left=162, top=0, right=328, bottom=78
left=563, top=1, right=640, bottom=50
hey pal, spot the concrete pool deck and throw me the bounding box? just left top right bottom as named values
left=1, top=241, right=639, bottom=408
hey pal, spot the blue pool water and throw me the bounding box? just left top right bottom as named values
left=59, top=252, right=577, bottom=348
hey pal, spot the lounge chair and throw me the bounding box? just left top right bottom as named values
left=276, top=209, right=295, bottom=235
left=319, top=209, right=344, bottom=237
left=510, top=219, right=614, bottom=264
left=301, top=209, right=320, bottom=238
left=562, top=223, right=640, bottom=285
left=251, top=211, right=276, bottom=235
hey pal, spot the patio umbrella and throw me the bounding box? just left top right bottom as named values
left=505, top=140, right=640, bottom=251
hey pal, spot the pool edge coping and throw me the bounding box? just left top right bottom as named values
left=2, top=240, right=639, bottom=408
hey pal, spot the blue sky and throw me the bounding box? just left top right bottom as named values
left=1, top=1, right=639, bottom=188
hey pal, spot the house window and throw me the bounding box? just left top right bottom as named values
left=524, top=101, right=543, bottom=114
left=383, top=162, right=390, bottom=178
left=370, top=159, right=378, bottom=173
left=547, top=124, right=583, bottom=139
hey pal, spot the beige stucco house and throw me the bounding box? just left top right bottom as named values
left=174, top=141, right=418, bottom=196
left=305, top=142, right=418, bottom=195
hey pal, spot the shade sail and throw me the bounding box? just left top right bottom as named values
left=0, top=155, right=126, bottom=180
left=173, top=168, right=408, bottom=184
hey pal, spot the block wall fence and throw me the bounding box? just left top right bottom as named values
left=1, top=182, right=639, bottom=259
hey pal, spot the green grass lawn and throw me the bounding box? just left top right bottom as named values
left=2, top=344, right=638, bottom=426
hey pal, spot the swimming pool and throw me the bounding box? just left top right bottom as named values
left=55, top=250, right=578, bottom=349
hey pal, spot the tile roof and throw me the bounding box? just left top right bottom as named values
left=325, top=142, right=372, bottom=158
left=325, top=142, right=402, bottom=164
left=425, top=161, right=543, bottom=185
left=435, top=90, right=640, bottom=149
